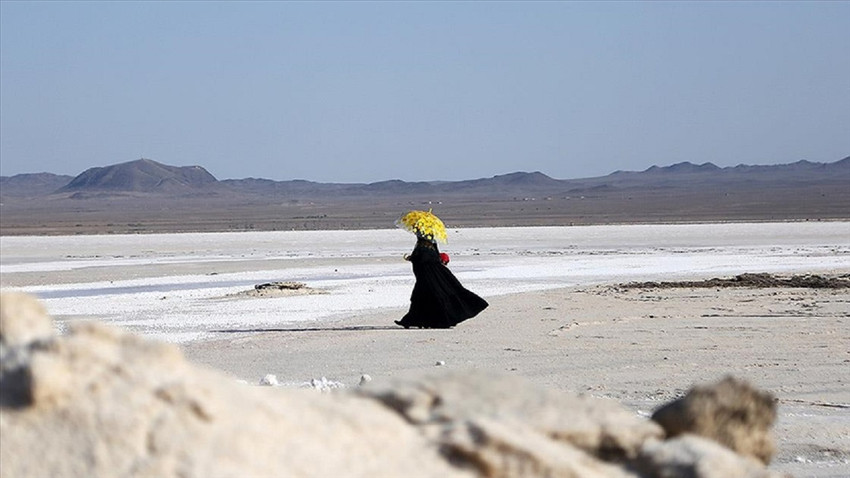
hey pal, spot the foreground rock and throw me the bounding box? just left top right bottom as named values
left=360, top=371, right=661, bottom=477
left=652, top=376, right=777, bottom=465
left=1, top=292, right=786, bottom=477
left=0, top=293, right=458, bottom=478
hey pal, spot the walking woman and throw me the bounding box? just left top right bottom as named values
left=394, top=210, right=488, bottom=329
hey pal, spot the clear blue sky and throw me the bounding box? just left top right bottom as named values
left=1, top=1, right=848, bottom=182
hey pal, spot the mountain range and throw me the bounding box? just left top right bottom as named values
left=1, top=156, right=848, bottom=235
left=2, top=156, right=848, bottom=199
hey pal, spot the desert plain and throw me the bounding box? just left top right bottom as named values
left=1, top=221, right=849, bottom=477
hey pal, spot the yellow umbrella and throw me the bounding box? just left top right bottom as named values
left=396, top=209, right=448, bottom=244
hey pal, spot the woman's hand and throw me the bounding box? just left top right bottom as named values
left=403, top=253, right=411, bottom=261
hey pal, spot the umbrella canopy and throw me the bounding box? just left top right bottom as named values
left=396, top=209, right=448, bottom=244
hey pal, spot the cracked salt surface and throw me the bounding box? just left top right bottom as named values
left=2, top=223, right=849, bottom=343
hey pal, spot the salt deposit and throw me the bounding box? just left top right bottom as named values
left=2, top=222, right=848, bottom=343
left=306, top=377, right=345, bottom=392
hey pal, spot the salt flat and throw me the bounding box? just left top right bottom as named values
left=2, top=222, right=848, bottom=342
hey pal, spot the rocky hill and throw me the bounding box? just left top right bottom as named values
left=605, top=157, right=850, bottom=185
left=0, top=172, right=74, bottom=197
left=2, top=156, right=847, bottom=200
left=1, top=156, right=847, bottom=200
left=219, top=158, right=850, bottom=199
left=56, top=158, right=219, bottom=195
left=1, top=156, right=847, bottom=234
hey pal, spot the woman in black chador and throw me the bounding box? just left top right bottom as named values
left=395, top=236, right=488, bottom=329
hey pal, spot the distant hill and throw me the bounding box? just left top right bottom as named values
left=609, top=158, right=850, bottom=182
left=2, top=156, right=847, bottom=200
left=1, top=155, right=848, bottom=235
left=0, top=172, right=74, bottom=197
left=221, top=171, right=563, bottom=198
left=226, top=158, right=850, bottom=199
left=57, top=159, right=219, bottom=195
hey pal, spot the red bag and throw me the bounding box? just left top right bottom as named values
left=440, top=252, right=450, bottom=265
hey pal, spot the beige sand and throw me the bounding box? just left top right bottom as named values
left=182, top=284, right=850, bottom=477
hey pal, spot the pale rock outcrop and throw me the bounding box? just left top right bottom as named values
left=0, top=292, right=787, bottom=478
left=651, top=376, right=777, bottom=464
left=0, top=292, right=465, bottom=478
left=638, top=436, right=780, bottom=478
left=359, top=370, right=663, bottom=477
left=0, top=291, right=54, bottom=347
left=0, top=291, right=57, bottom=407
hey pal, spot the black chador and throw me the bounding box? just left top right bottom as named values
left=395, top=238, right=488, bottom=329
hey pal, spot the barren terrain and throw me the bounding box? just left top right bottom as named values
left=2, top=223, right=848, bottom=476
left=180, top=283, right=850, bottom=477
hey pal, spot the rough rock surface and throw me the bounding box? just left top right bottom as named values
left=0, top=292, right=787, bottom=477
left=359, top=370, right=663, bottom=477
left=638, top=436, right=783, bottom=478
left=0, top=291, right=54, bottom=347
left=0, top=293, right=462, bottom=478
left=0, top=291, right=57, bottom=407
left=651, top=376, right=777, bottom=465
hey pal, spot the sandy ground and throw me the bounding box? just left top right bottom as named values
left=3, top=224, right=848, bottom=476
left=182, top=283, right=850, bottom=477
